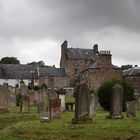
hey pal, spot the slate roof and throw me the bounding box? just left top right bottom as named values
left=38, top=67, right=67, bottom=77
left=66, top=48, right=98, bottom=60
left=123, top=67, right=140, bottom=76
left=0, top=64, right=38, bottom=79
left=82, top=56, right=120, bottom=72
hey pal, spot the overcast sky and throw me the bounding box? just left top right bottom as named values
left=0, top=0, right=140, bottom=67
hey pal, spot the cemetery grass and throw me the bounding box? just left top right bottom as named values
left=0, top=108, right=140, bottom=140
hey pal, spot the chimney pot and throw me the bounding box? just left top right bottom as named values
left=93, top=44, right=98, bottom=53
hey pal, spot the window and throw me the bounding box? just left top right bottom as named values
left=74, top=68, right=79, bottom=76
left=75, top=60, right=80, bottom=66
left=134, top=88, right=139, bottom=96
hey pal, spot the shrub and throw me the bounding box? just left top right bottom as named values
left=97, top=79, right=135, bottom=111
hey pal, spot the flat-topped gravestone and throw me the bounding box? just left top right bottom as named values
left=72, top=83, right=92, bottom=124
left=50, top=98, right=61, bottom=119
left=126, top=101, right=136, bottom=117
left=108, top=84, right=124, bottom=119
left=40, top=111, right=50, bottom=123
left=20, top=83, right=30, bottom=113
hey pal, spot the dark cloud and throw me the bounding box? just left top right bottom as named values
left=0, top=0, right=140, bottom=40
left=0, top=0, right=140, bottom=66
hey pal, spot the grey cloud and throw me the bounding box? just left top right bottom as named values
left=0, top=0, right=140, bottom=41
left=0, top=0, right=140, bottom=66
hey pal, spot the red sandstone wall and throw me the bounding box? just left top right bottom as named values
left=80, top=68, right=122, bottom=91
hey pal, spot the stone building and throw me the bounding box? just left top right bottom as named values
left=80, top=51, right=122, bottom=91
left=0, top=64, right=38, bottom=87
left=60, top=40, right=99, bottom=87
left=60, top=41, right=122, bottom=91
left=123, top=66, right=140, bottom=96
left=38, top=66, right=69, bottom=89
left=0, top=64, right=69, bottom=89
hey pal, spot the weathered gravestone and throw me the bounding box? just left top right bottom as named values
left=49, top=97, right=61, bottom=119
left=89, top=94, right=98, bottom=117
left=72, top=83, right=92, bottom=124
left=0, top=84, right=10, bottom=113
left=37, top=90, right=50, bottom=122
left=20, top=83, right=30, bottom=113
left=37, top=90, right=49, bottom=113
left=135, top=97, right=140, bottom=110
left=126, top=101, right=136, bottom=117
left=39, top=89, right=61, bottom=122
left=108, top=84, right=124, bottom=119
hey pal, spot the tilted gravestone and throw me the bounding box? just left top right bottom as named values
left=20, top=83, right=30, bottom=113
left=72, top=83, right=92, bottom=124
left=108, top=84, right=124, bottom=119
left=126, top=101, right=136, bottom=117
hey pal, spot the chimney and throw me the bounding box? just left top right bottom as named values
left=60, top=40, right=68, bottom=68
left=53, top=65, right=55, bottom=68
left=61, top=40, right=68, bottom=49
left=93, top=44, right=98, bottom=53
left=99, top=51, right=112, bottom=68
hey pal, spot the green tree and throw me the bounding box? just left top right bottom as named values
left=97, top=79, right=135, bottom=111
left=0, top=57, right=20, bottom=64
left=27, top=61, right=45, bottom=66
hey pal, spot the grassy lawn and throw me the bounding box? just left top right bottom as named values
left=65, top=96, right=75, bottom=103
left=0, top=107, right=140, bottom=140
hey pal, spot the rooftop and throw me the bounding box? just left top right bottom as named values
left=123, top=67, right=140, bottom=76
left=66, top=48, right=98, bottom=61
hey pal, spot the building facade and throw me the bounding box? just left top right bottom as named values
left=80, top=51, right=122, bottom=91
left=60, top=41, right=122, bottom=91
left=123, top=66, right=140, bottom=96
left=60, top=40, right=99, bottom=86
left=38, top=66, right=69, bottom=89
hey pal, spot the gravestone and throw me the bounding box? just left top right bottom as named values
left=56, top=88, right=66, bottom=112
left=20, top=83, right=30, bottom=113
left=89, top=94, right=98, bottom=117
left=108, top=84, right=124, bottom=119
left=0, top=107, right=9, bottom=113
left=3, top=83, right=9, bottom=106
left=40, top=111, right=49, bottom=123
left=135, top=97, right=140, bottom=110
left=126, top=101, right=136, bottom=117
left=37, top=90, right=49, bottom=113
left=0, top=84, right=9, bottom=110
left=49, top=98, right=61, bottom=119
left=72, top=83, right=92, bottom=124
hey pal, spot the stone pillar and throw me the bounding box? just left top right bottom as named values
left=109, top=84, right=124, bottom=119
